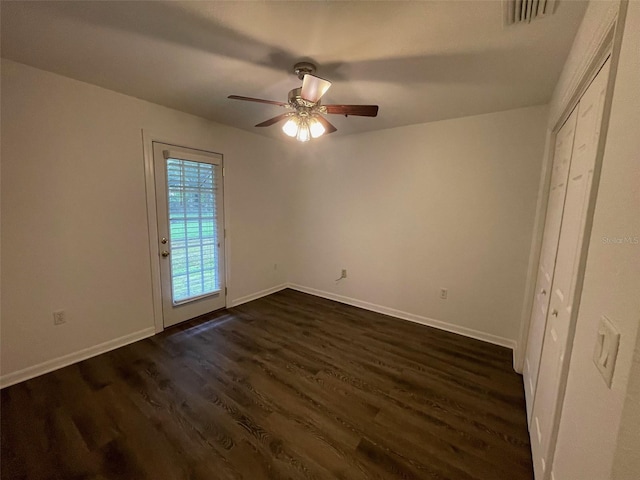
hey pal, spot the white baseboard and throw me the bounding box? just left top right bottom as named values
left=0, top=327, right=155, bottom=389
left=228, top=283, right=288, bottom=308
left=288, top=283, right=517, bottom=351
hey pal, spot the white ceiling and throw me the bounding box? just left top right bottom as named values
left=1, top=1, right=587, bottom=139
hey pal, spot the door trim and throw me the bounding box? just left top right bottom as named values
left=142, top=130, right=228, bottom=333
left=514, top=6, right=623, bottom=373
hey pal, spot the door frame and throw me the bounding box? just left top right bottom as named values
left=515, top=3, right=624, bottom=373
left=142, top=130, right=229, bottom=333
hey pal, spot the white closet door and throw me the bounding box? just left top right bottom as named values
left=523, top=107, right=577, bottom=423
left=530, top=58, right=610, bottom=479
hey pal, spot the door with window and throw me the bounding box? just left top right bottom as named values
left=153, top=142, right=225, bottom=327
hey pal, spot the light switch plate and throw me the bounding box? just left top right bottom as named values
left=593, top=315, right=620, bottom=388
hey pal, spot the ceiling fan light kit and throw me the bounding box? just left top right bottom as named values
left=282, top=113, right=326, bottom=142
left=228, top=62, right=379, bottom=142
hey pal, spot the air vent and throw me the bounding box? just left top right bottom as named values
left=504, top=0, right=557, bottom=26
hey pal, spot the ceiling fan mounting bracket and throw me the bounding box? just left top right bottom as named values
left=293, top=62, right=317, bottom=80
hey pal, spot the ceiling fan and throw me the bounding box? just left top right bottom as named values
left=228, top=62, right=379, bottom=142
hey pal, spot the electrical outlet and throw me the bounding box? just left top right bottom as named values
left=53, top=310, right=66, bottom=325
left=439, top=288, right=448, bottom=300
left=341, top=269, right=347, bottom=279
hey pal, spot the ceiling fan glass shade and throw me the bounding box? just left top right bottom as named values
left=282, top=117, right=298, bottom=137
left=296, top=121, right=311, bottom=142
left=301, top=74, right=332, bottom=103
left=309, top=118, right=326, bottom=138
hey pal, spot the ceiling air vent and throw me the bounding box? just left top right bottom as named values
left=504, top=0, right=557, bottom=26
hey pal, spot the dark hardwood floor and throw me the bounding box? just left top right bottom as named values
left=1, top=289, right=533, bottom=479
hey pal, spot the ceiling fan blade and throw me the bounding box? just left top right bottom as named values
left=324, top=105, right=379, bottom=117
left=315, top=116, right=337, bottom=134
left=228, top=95, right=288, bottom=107
left=301, top=74, right=332, bottom=103
left=255, top=113, right=291, bottom=127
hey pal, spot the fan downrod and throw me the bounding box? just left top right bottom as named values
left=294, top=62, right=316, bottom=80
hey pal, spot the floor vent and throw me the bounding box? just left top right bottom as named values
left=504, top=0, right=557, bottom=26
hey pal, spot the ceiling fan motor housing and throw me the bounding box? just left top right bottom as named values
left=288, top=87, right=317, bottom=109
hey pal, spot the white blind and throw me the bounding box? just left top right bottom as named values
left=165, top=157, right=220, bottom=303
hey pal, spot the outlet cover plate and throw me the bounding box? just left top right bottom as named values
left=53, top=310, right=66, bottom=325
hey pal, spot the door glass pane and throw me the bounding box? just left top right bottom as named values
left=166, top=158, right=219, bottom=303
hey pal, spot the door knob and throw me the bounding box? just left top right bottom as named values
left=161, top=237, right=168, bottom=244
left=161, top=251, right=170, bottom=258
left=551, top=309, right=558, bottom=317
left=541, top=289, right=547, bottom=295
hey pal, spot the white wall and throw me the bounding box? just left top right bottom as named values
left=0, top=59, right=292, bottom=384
left=1, top=59, right=548, bottom=385
left=289, top=105, right=548, bottom=348
left=551, top=1, right=640, bottom=478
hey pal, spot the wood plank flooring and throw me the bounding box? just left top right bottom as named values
left=1, top=289, right=533, bottom=479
